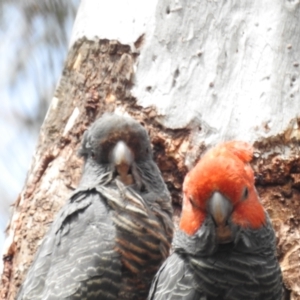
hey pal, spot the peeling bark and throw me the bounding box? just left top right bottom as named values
left=0, top=37, right=190, bottom=300
left=0, top=38, right=137, bottom=300
left=253, top=138, right=300, bottom=299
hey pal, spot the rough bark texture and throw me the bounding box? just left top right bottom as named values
left=0, top=37, right=187, bottom=300
left=254, top=137, right=300, bottom=300
left=1, top=38, right=300, bottom=300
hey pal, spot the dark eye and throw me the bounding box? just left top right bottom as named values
left=189, top=195, right=197, bottom=208
left=242, top=187, right=249, bottom=200
left=91, top=151, right=95, bottom=159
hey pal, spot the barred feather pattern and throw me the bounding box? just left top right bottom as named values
left=17, top=166, right=173, bottom=300
left=148, top=215, right=282, bottom=300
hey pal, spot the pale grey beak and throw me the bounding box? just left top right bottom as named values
left=208, top=191, right=233, bottom=243
left=111, top=141, right=133, bottom=167
left=111, top=141, right=134, bottom=185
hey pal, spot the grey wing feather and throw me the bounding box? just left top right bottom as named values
left=17, top=191, right=121, bottom=300
left=148, top=253, right=203, bottom=300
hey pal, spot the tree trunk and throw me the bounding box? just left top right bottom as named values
left=1, top=0, right=300, bottom=299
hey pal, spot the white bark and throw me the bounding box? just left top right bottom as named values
left=70, top=0, right=158, bottom=48
left=71, top=0, right=300, bottom=150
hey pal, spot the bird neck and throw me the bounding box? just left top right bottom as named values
left=174, top=213, right=276, bottom=257
left=79, top=160, right=112, bottom=187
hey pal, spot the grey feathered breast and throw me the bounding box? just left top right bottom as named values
left=17, top=114, right=174, bottom=300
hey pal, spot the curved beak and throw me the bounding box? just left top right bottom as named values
left=111, top=141, right=134, bottom=185
left=208, top=192, right=233, bottom=243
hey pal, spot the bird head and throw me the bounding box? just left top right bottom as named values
left=78, top=113, right=152, bottom=186
left=179, top=141, right=265, bottom=243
